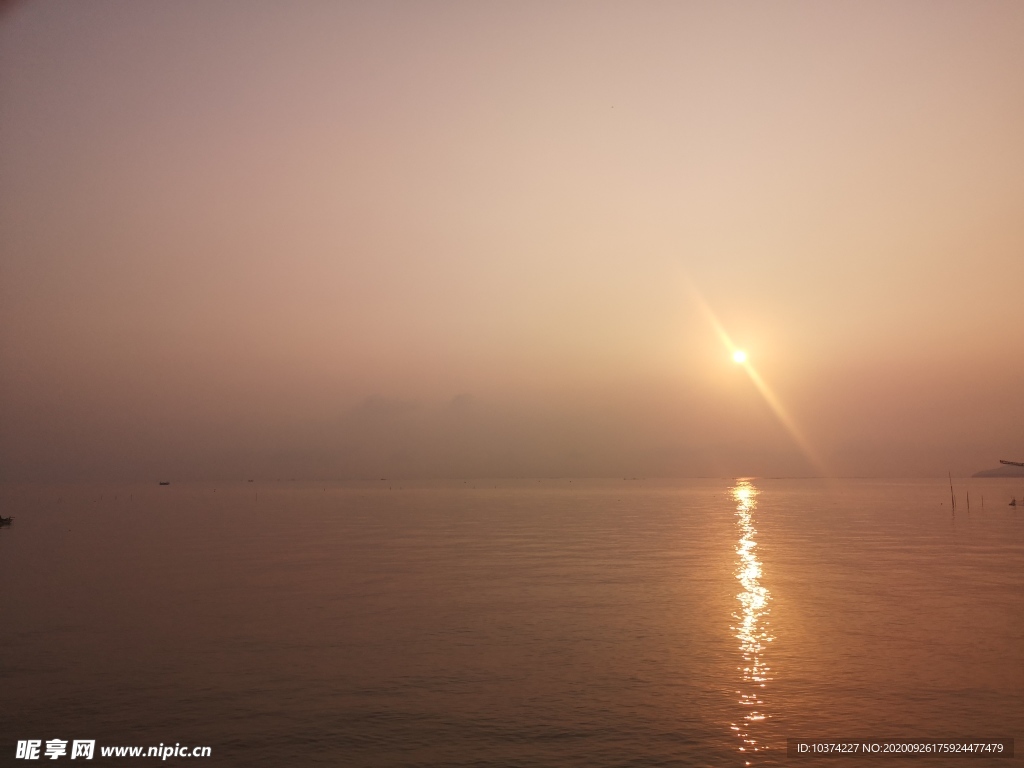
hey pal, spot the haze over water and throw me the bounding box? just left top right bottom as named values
left=2, top=1, right=1023, bottom=482
left=3, top=479, right=1022, bottom=765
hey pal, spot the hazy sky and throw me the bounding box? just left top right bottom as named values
left=2, top=0, right=1022, bottom=480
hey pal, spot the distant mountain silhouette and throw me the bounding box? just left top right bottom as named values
left=973, top=464, right=1024, bottom=477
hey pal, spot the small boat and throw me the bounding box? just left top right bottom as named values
left=1011, top=497, right=1018, bottom=507
left=159, top=481, right=170, bottom=486
left=0, top=516, right=13, bottom=526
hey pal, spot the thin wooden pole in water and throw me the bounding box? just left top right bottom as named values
left=967, top=490, right=970, bottom=513
left=949, top=472, right=956, bottom=512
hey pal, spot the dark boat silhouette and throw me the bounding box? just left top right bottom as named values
left=159, top=481, right=170, bottom=486
left=0, top=516, right=13, bottom=526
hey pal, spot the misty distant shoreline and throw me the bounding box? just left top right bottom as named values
left=973, top=465, right=1024, bottom=478
left=5, top=474, right=1022, bottom=486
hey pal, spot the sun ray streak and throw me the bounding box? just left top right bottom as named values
left=742, top=365, right=829, bottom=476
left=685, top=281, right=830, bottom=476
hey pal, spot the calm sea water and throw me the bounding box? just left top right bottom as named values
left=2, top=478, right=1022, bottom=766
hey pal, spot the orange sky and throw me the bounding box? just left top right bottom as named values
left=2, top=1, right=1022, bottom=480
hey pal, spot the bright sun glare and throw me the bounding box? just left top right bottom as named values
left=733, top=350, right=747, bottom=364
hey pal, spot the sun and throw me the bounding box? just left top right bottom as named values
left=733, top=350, right=748, bottom=364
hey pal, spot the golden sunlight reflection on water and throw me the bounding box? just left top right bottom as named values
left=731, top=479, right=773, bottom=764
